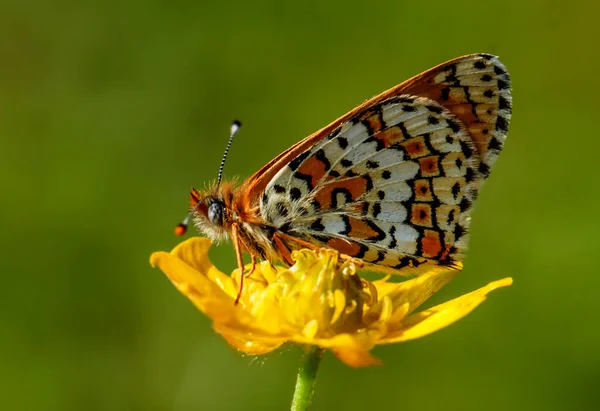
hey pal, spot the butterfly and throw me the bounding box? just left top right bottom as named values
left=176, top=53, right=512, bottom=303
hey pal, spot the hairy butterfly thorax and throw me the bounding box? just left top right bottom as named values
left=175, top=54, right=512, bottom=304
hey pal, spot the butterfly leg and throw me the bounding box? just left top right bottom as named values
left=248, top=254, right=257, bottom=275
left=231, top=223, right=246, bottom=305
left=272, top=233, right=295, bottom=266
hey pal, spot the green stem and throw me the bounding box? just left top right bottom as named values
left=290, top=346, right=325, bottom=411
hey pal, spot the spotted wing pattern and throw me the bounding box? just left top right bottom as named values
left=258, top=54, right=511, bottom=274
left=400, top=53, right=512, bottom=174
left=261, top=96, right=478, bottom=273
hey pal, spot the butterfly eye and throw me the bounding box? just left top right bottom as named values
left=208, top=200, right=225, bottom=226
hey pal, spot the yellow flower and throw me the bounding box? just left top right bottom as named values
left=150, top=237, right=512, bottom=367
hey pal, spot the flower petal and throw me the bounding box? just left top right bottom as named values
left=373, top=263, right=462, bottom=315
left=150, top=238, right=246, bottom=325
left=219, top=331, right=285, bottom=355
left=297, top=334, right=381, bottom=367
left=379, top=277, right=513, bottom=344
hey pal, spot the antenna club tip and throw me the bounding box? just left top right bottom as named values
left=174, top=224, right=188, bottom=236
left=232, top=119, right=242, bottom=128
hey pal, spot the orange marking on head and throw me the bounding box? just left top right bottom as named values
left=419, top=155, right=440, bottom=177
left=421, top=229, right=443, bottom=258
left=413, top=179, right=433, bottom=202
left=313, top=177, right=367, bottom=210
left=327, top=237, right=363, bottom=257
left=401, top=136, right=429, bottom=158
left=410, top=203, right=433, bottom=227
left=297, top=155, right=329, bottom=189
left=190, top=188, right=201, bottom=204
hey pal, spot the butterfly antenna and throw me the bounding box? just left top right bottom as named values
left=174, top=202, right=202, bottom=236
left=175, top=120, right=241, bottom=236
left=217, top=120, right=242, bottom=188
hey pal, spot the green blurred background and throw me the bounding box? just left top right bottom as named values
left=2, top=1, right=599, bottom=410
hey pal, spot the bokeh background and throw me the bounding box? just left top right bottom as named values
left=2, top=1, right=599, bottom=410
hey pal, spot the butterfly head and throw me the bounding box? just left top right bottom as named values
left=174, top=120, right=241, bottom=240
left=175, top=187, right=233, bottom=242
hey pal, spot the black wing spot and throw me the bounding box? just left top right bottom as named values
left=340, top=215, right=351, bottom=235
left=465, top=167, right=475, bottom=183
left=426, top=104, right=443, bottom=114
left=331, top=188, right=353, bottom=208
left=451, top=182, right=461, bottom=199
left=440, top=87, right=450, bottom=101
left=311, top=218, right=325, bottom=231
left=454, top=223, right=465, bottom=240
left=389, top=226, right=397, bottom=248
left=481, top=74, right=492, bottom=82
left=496, top=116, right=509, bottom=133
left=374, top=250, right=386, bottom=263
left=488, top=137, right=502, bottom=150
left=353, top=243, right=369, bottom=259
left=290, top=187, right=302, bottom=201
left=459, top=197, right=472, bottom=212
left=273, top=185, right=286, bottom=194
left=366, top=220, right=386, bottom=241
left=498, top=79, right=509, bottom=90
left=315, top=149, right=331, bottom=171
left=341, top=158, right=353, bottom=168
left=366, top=160, right=379, bottom=169
left=494, top=65, right=506, bottom=75
left=478, top=162, right=491, bottom=177
left=428, top=115, right=439, bottom=125
left=363, top=174, right=373, bottom=191
left=444, top=64, right=458, bottom=83
left=459, top=141, right=473, bottom=159
left=294, top=172, right=314, bottom=190
left=447, top=209, right=455, bottom=224
left=446, top=118, right=460, bottom=133
left=474, top=60, right=486, bottom=70
left=382, top=170, right=392, bottom=179
left=327, top=127, right=341, bottom=140
left=402, top=105, right=416, bottom=112
left=483, top=89, right=494, bottom=98
left=337, top=137, right=349, bottom=149
left=499, top=96, right=511, bottom=111
left=288, top=151, right=310, bottom=171
left=360, top=202, right=369, bottom=216
left=372, top=203, right=381, bottom=218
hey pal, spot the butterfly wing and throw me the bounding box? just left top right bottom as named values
left=399, top=53, right=512, bottom=175
left=243, top=54, right=511, bottom=273
left=260, top=95, right=481, bottom=273
left=241, top=53, right=511, bottom=208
